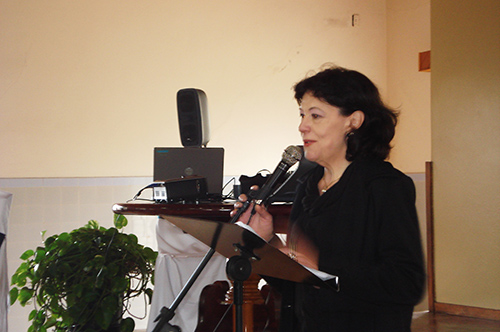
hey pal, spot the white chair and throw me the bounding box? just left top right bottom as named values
left=0, top=190, right=13, bottom=332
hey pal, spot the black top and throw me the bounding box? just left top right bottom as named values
left=278, top=158, right=426, bottom=332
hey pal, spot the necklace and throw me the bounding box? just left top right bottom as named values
left=321, top=176, right=340, bottom=193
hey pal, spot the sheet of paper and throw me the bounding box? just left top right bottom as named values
left=235, top=221, right=338, bottom=282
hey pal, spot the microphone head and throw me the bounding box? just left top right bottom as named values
left=282, top=145, right=303, bottom=167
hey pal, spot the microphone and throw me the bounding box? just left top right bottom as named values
left=229, top=145, right=302, bottom=225
left=252, top=145, right=303, bottom=206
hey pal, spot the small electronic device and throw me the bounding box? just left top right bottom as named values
left=152, top=176, right=208, bottom=203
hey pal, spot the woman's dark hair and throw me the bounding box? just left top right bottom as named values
left=294, top=66, right=398, bottom=161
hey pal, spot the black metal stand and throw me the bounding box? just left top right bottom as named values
left=225, top=248, right=258, bottom=332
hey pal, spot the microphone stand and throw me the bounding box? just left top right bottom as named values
left=151, top=200, right=253, bottom=332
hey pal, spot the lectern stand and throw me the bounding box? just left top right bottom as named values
left=163, top=216, right=338, bottom=289
left=160, top=215, right=339, bottom=332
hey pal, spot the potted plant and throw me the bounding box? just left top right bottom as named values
left=10, top=215, right=157, bottom=332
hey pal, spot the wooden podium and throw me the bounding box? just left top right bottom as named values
left=112, top=201, right=291, bottom=233
left=112, top=201, right=292, bottom=332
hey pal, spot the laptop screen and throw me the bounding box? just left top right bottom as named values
left=153, top=147, right=224, bottom=198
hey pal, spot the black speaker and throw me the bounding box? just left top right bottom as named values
left=177, top=88, right=210, bottom=147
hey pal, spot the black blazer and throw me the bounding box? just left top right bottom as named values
left=272, top=158, right=425, bottom=332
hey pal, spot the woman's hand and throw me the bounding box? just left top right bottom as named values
left=230, top=187, right=275, bottom=242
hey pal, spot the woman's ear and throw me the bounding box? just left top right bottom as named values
left=349, top=110, right=365, bottom=130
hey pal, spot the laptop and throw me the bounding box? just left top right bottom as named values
left=153, top=147, right=224, bottom=199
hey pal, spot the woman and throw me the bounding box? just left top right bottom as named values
left=232, top=66, right=425, bottom=332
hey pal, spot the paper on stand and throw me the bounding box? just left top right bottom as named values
left=235, top=221, right=337, bottom=282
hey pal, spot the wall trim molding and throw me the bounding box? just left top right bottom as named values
left=425, top=161, right=435, bottom=312
left=434, top=302, right=500, bottom=321
left=0, top=176, right=153, bottom=188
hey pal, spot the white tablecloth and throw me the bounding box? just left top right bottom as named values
left=146, top=218, right=228, bottom=332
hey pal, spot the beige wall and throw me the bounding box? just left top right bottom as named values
left=1, top=0, right=393, bottom=178
left=387, top=0, right=431, bottom=173
left=432, top=0, right=500, bottom=309
left=0, top=0, right=432, bottom=177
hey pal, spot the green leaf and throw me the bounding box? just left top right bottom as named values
left=111, top=278, right=128, bottom=294
left=34, top=248, right=46, bottom=263
left=15, top=261, right=29, bottom=273
left=29, top=309, right=37, bottom=320
left=127, top=233, right=138, bottom=245
left=88, top=219, right=99, bottom=229
left=34, top=308, right=46, bottom=325
left=96, top=296, right=119, bottom=330
left=33, top=262, right=46, bottom=279
left=67, top=301, right=87, bottom=321
left=120, top=317, right=135, bottom=332
left=113, top=214, right=128, bottom=229
left=19, top=287, right=34, bottom=305
left=106, top=263, right=118, bottom=277
left=142, top=247, right=157, bottom=260
left=9, top=288, right=19, bottom=305
left=96, top=311, right=113, bottom=330
left=20, top=249, right=35, bottom=260
left=43, top=316, right=58, bottom=328
left=10, top=273, right=19, bottom=286
left=101, top=294, right=119, bottom=312
left=82, top=290, right=99, bottom=303
left=93, top=254, right=105, bottom=266
left=73, top=283, right=84, bottom=298
left=145, top=288, right=154, bottom=304
left=12, top=262, right=30, bottom=286
left=15, top=272, right=28, bottom=287
left=54, top=233, right=71, bottom=250
left=44, top=235, right=56, bottom=247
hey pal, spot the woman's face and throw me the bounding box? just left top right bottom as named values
left=298, top=92, right=354, bottom=167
